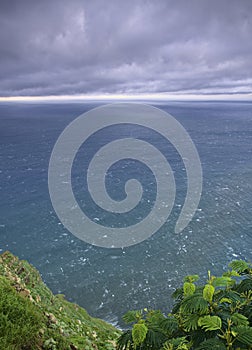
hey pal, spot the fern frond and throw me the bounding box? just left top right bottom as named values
left=146, top=309, right=165, bottom=325
left=181, top=294, right=208, bottom=315
left=203, top=284, right=215, bottom=303
left=123, top=310, right=142, bottom=324
left=241, top=304, right=252, bottom=323
left=117, top=330, right=134, bottom=350
left=162, top=337, right=189, bottom=350
left=236, top=278, right=252, bottom=293
left=228, top=260, right=250, bottom=274
left=231, top=312, right=249, bottom=326
left=194, top=338, right=226, bottom=349
left=183, top=282, right=196, bottom=297
left=132, top=323, right=148, bottom=346
left=159, top=316, right=179, bottom=335
left=223, top=270, right=240, bottom=278
left=198, top=315, right=222, bottom=331
left=233, top=325, right=252, bottom=346
left=215, top=289, right=242, bottom=304
left=211, top=276, right=234, bottom=288
left=183, top=313, right=200, bottom=332
left=144, top=328, right=166, bottom=349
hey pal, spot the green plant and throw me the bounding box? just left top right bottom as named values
left=0, top=276, right=43, bottom=349
left=0, top=251, right=120, bottom=350
left=117, top=260, right=252, bottom=350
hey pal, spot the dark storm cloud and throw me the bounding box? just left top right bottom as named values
left=0, top=0, right=252, bottom=97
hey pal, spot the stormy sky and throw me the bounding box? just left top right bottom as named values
left=0, top=0, right=252, bottom=98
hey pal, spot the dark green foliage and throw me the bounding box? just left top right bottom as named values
left=117, top=309, right=169, bottom=350
left=0, top=251, right=120, bottom=350
left=123, top=310, right=143, bottom=324
left=0, top=276, right=43, bottom=349
left=198, top=315, right=222, bottom=331
left=117, top=260, right=252, bottom=349
left=233, top=326, right=252, bottom=345
left=194, top=338, right=226, bottom=349
left=180, top=293, right=209, bottom=315
left=160, top=317, right=179, bottom=335
left=236, top=278, right=252, bottom=293
left=162, top=336, right=190, bottom=349
left=229, top=260, right=251, bottom=274
left=132, top=323, right=148, bottom=345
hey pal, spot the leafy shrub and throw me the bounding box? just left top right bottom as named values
left=0, top=250, right=121, bottom=350
left=0, top=276, right=43, bottom=349
left=117, top=260, right=252, bottom=349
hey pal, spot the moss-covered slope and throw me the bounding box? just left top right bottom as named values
left=0, top=251, right=120, bottom=350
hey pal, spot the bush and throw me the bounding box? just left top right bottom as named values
left=117, top=260, right=252, bottom=350
left=0, top=276, right=43, bottom=349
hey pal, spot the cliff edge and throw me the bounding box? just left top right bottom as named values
left=0, top=251, right=120, bottom=350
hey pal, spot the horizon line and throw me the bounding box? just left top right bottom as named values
left=0, top=92, right=252, bottom=102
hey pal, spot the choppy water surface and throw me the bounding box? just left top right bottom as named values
left=0, top=100, right=252, bottom=327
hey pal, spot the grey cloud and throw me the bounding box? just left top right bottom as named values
left=0, top=0, right=252, bottom=97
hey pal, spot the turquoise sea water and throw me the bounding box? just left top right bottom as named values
left=0, top=100, right=252, bottom=326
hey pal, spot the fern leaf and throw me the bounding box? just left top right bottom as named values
left=162, top=337, right=189, bottom=350
left=231, top=313, right=249, bottom=326
left=198, top=315, right=222, bottom=331
left=122, top=310, right=142, bottom=324
left=216, top=289, right=241, bottom=304
left=183, top=313, right=200, bottom=331
left=146, top=309, right=165, bottom=325
left=181, top=294, right=209, bottom=315
left=132, top=323, right=148, bottom=346
left=145, top=328, right=166, bottom=348
left=117, top=330, right=133, bottom=350
left=212, top=276, right=234, bottom=288
left=223, top=270, right=240, bottom=278
left=183, top=282, right=196, bottom=297
left=194, top=338, right=226, bottom=349
left=162, top=342, right=174, bottom=350
left=203, top=284, right=215, bottom=303
left=233, top=326, right=252, bottom=346
left=159, top=317, right=179, bottom=335
left=236, top=278, right=252, bottom=293
left=219, top=297, right=232, bottom=304
left=229, top=260, right=249, bottom=273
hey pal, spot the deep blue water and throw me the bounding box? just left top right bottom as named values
left=1, top=100, right=252, bottom=327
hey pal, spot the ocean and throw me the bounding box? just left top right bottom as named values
left=0, top=100, right=252, bottom=327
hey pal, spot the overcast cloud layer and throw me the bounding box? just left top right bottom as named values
left=0, top=0, right=252, bottom=98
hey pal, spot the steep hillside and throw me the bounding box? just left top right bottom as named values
left=0, top=251, right=120, bottom=350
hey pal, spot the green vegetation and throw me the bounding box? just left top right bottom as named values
left=1, top=250, right=252, bottom=349
left=117, top=260, right=252, bottom=350
left=0, top=251, right=120, bottom=349
left=0, top=275, right=43, bottom=349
